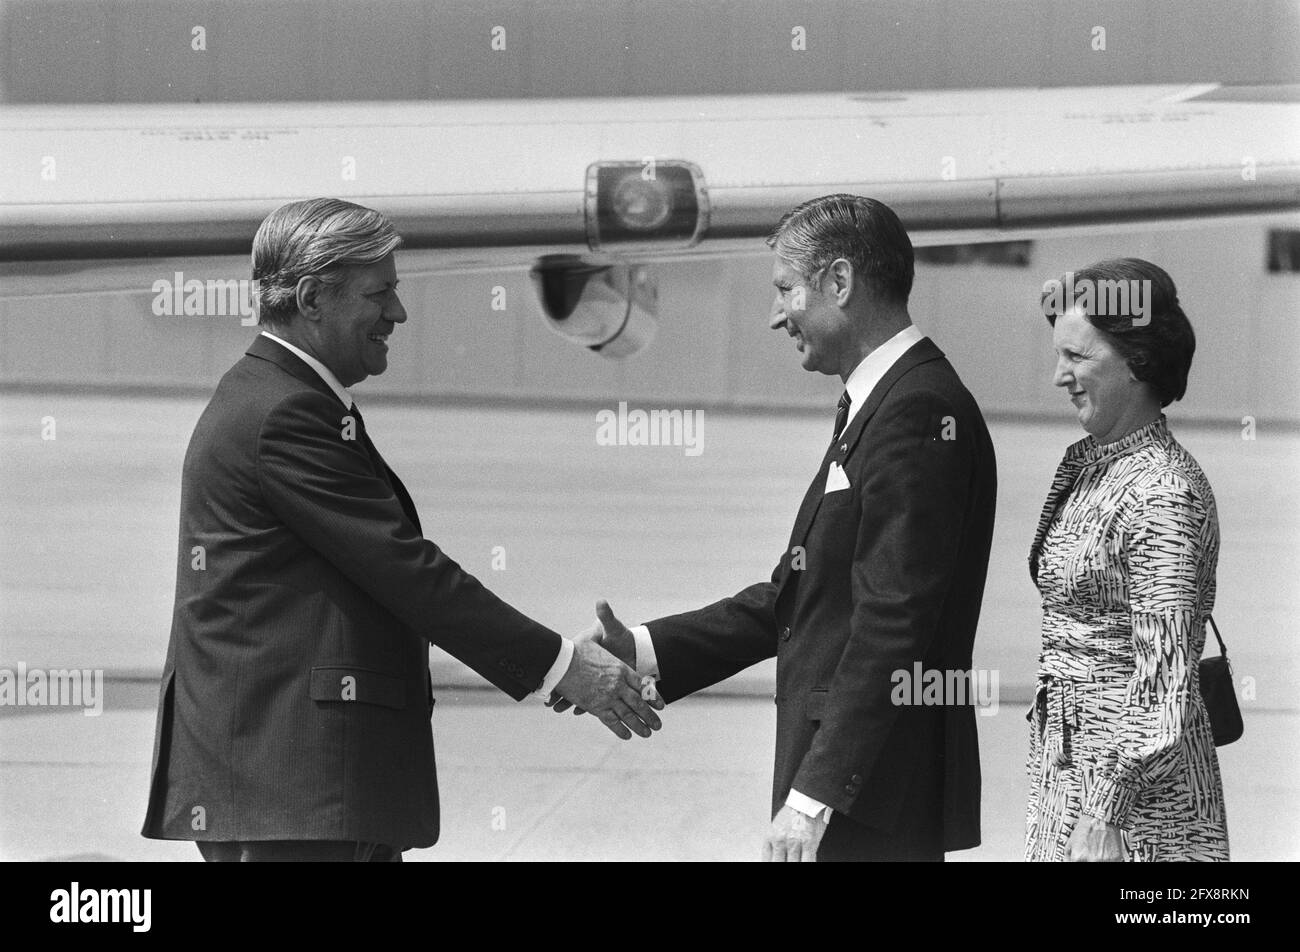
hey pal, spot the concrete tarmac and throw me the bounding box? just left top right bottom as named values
left=1, top=690, right=1294, bottom=861
left=1, top=393, right=1296, bottom=860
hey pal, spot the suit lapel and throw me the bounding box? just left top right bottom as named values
left=833, top=337, right=947, bottom=467
left=245, top=333, right=339, bottom=403
left=363, top=433, right=423, bottom=536
left=775, top=337, right=946, bottom=598
left=247, top=334, right=424, bottom=535
left=389, top=469, right=422, bottom=535
left=781, top=437, right=844, bottom=572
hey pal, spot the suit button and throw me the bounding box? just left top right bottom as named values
left=781, top=627, right=791, bottom=642
left=852, top=773, right=863, bottom=784
left=844, top=784, right=855, bottom=793
left=840, top=443, right=848, bottom=453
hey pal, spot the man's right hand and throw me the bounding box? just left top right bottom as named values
left=552, top=636, right=663, bottom=740
left=592, top=599, right=636, bottom=666
left=550, top=600, right=639, bottom=715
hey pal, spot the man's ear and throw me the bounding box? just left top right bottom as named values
left=828, top=258, right=854, bottom=306
left=295, top=273, right=335, bottom=321
left=295, top=276, right=327, bottom=322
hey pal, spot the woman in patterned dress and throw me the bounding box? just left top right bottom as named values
left=1025, top=258, right=1229, bottom=862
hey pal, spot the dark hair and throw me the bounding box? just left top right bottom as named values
left=766, top=194, right=914, bottom=305
left=253, top=198, right=402, bottom=328
left=1042, top=257, right=1195, bottom=407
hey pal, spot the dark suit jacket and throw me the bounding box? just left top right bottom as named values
left=141, top=334, right=562, bottom=849
left=648, top=337, right=996, bottom=852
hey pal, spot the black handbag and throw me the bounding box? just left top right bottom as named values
left=1199, top=615, right=1243, bottom=746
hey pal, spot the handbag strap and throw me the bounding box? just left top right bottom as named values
left=1207, top=614, right=1228, bottom=657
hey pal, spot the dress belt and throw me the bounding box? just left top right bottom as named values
left=1033, top=674, right=1079, bottom=768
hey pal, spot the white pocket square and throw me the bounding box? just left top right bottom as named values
left=824, top=461, right=850, bottom=494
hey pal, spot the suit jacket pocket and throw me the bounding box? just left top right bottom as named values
left=310, top=666, right=407, bottom=709
left=806, top=687, right=828, bottom=722
left=818, top=489, right=853, bottom=509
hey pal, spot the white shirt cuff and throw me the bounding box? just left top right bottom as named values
left=533, top=637, right=575, bottom=700
left=630, top=625, right=659, bottom=678
left=786, top=789, right=833, bottom=822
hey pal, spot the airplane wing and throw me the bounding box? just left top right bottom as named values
left=3, top=83, right=1296, bottom=352
left=4, top=83, right=1297, bottom=260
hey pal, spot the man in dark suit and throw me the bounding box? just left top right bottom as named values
left=142, top=198, right=662, bottom=862
left=558, top=195, right=996, bottom=861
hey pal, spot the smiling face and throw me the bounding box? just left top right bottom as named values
left=1051, top=306, right=1154, bottom=443
left=769, top=253, right=853, bottom=377
left=310, top=253, right=406, bottom=387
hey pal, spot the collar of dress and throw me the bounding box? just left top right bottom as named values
left=1061, top=413, right=1171, bottom=468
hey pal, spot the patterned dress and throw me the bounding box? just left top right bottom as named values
left=1025, top=415, right=1229, bottom=861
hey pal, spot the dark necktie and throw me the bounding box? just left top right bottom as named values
left=348, top=404, right=384, bottom=471
left=832, top=391, right=851, bottom=440
left=349, top=403, right=422, bottom=534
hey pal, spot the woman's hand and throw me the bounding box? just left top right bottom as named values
left=1067, top=814, right=1124, bottom=861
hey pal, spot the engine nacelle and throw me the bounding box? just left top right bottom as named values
left=530, top=254, right=658, bottom=359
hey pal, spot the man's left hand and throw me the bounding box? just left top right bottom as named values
left=762, top=804, right=828, bottom=863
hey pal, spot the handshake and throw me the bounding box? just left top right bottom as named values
left=547, top=600, right=663, bottom=740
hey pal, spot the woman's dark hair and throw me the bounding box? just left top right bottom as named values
left=1042, top=257, right=1196, bottom=407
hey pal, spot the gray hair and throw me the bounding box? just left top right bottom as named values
left=252, top=198, right=402, bottom=327
left=766, top=194, right=914, bottom=304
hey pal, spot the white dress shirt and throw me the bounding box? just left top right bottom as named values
left=836, top=324, right=924, bottom=438
left=631, top=324, right=926, bottom=821
left=261, top=330, right=352, bottom=408
left=258, top=331, right=573, bottom=699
